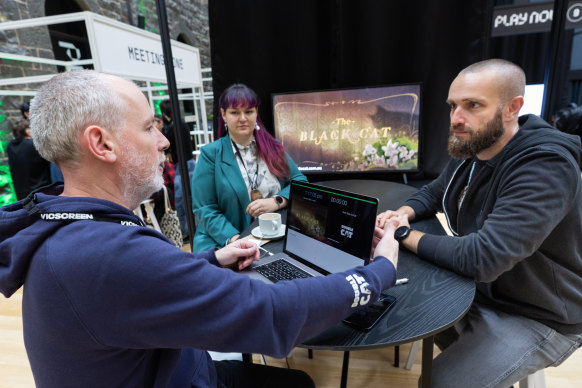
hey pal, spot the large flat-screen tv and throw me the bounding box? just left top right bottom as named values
left=272, top=83, right=421, bottom=175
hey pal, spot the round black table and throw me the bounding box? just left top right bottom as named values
left=244, top=180, right=475, bottom=388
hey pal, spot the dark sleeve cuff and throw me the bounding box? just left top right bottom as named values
left=417, top=233, right=458, bottom=272
left=195, top=248, right=221, bottom=267
left=370, top=257, right=397, bottom=288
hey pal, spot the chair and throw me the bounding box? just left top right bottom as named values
left=519, top=369, right=546, bottom=388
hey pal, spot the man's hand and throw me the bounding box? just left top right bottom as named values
left=215, top=240, right=260, bottom=271
left=376, top=210, right=399, bottom=229
left=376, top=205, right=415, bottom=229
left=372, top=212, right=410, bottom=252
left=376, top=213, right=422, bottom=255
left=372, top=219, right=399, bottom=269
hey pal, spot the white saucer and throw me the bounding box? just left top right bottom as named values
left=251, top=225, right=286, bottom=240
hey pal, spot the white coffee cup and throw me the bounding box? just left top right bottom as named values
left=259, top=213, right=281, bottom=236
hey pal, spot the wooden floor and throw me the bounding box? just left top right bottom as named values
left=1, top=286, right=581, bottom=387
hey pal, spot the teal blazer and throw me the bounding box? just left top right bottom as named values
left=191, top=135, right=307, bottom=252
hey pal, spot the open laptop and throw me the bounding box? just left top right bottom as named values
left=242, top=180, right=379, bottom=284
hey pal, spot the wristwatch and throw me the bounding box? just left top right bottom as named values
left=274, top=195, right=284, bottom=209
left=394, top=226, right=412, bottom=243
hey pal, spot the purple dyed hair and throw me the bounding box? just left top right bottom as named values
left=218, top=83, right=290, bottom=180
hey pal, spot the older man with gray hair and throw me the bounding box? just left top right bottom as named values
left=0, top=70, right=400, bottom=388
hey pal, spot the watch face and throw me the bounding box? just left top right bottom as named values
left=394, top=226, right=410, bottom=241
left=275, top=195, right=283, bottom=204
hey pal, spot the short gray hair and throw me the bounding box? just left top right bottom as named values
left=29, top=70, right=127, bottom=165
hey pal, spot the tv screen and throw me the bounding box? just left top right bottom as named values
left=272, top=84, right=421, bottom=175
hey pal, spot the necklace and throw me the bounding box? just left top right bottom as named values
left=232, top=140, right=262, bottom=201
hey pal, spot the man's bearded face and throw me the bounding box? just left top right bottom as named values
left=448, top=107, right=505, bottom=160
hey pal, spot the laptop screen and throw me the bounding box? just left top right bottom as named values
left=284, top=181, right=379, bottom=274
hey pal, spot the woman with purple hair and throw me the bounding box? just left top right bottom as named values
left=191, top=83, right=307, bottom=252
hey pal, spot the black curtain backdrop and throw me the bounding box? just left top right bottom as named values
left=209, top=0, right=488, bottom=179
left=489, top=32, right=552, bottom=86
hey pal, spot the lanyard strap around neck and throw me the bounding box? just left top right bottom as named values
left=232, top=140, right=259, bottom=190
left=37, top=212, right=144, bottom=226
left=23, top=194, right=145, bottom=227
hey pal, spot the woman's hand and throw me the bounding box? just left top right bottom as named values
left=246, top=198, right=280, bottom=218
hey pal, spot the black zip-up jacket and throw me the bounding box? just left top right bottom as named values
left=406, top=114, right=582, bottom=334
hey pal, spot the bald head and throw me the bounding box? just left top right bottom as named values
left=457, top=59, right=526, bottom=105
left=447, top=59, right=525, bottom=160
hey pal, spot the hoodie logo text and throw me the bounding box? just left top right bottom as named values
left=40, top=213, right=94, bottom=220
left=346, top=273, right=371, bottom=307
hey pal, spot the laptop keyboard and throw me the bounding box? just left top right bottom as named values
left=255, top=259, right=313, bottom=283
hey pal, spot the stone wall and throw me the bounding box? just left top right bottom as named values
left=0, top=0, right=211, bottom=123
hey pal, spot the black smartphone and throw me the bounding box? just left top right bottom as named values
left=342, top=295, right=396, bottom=332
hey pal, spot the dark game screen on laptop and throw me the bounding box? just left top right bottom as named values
left=285, top=181, right=378, bottom=263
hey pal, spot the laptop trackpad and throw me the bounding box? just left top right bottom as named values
left=243, top=252, right=324, bottom=284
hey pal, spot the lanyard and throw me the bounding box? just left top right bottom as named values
left=38, top=212, right=144, bottom=226
left=232, top=140, right=260, bottom=191
left=23, top=194, right=145, bottom=227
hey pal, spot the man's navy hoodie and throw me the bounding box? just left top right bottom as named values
left=406, top=114, right=582, bottom=334
left=0, top=185, right=396, bottom=387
